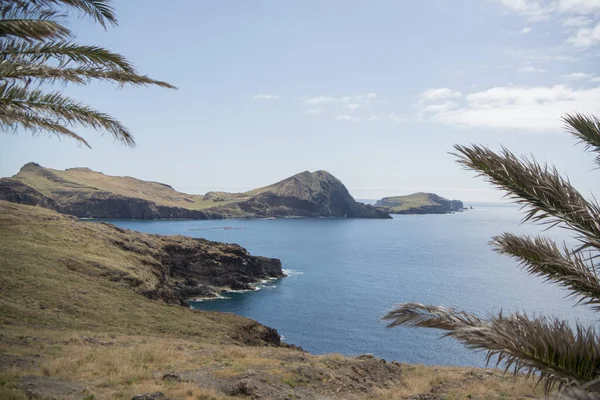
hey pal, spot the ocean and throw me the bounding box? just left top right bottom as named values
left=102, top=203, right=595, bottom=368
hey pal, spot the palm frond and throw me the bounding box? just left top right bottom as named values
left=0, top=106, right=90, bottom=147
left=0, top=40, right=136, bottom=72
left=492, top=233, right=600, bottom=310
left=382, top=302, right=483, bottom=330
left=0, top=83, right=134, bottom=145
left=384, top=304, right=600, bottom=391
left=563, top=113, right=600, bottom=166
left=548, top=389, right=600, bottom=400
left=453, top=144, right=600, bottom=251
left=2, top=0, right=116, bottom=28
left=0, top=62, right=176, bottom=88
left=0, top=18, right=69, bottom=39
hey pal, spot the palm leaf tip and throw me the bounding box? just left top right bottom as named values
left=382, top=303, right=483, bottom=330
left=492, top=233, right=600, bottom=309
left=563, top=113, right=600, bottom=165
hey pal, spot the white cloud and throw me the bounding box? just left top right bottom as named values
left=562, top=15, right=593, bottom=27
left=504, top=47, right=578, bottom=62
left=342, top=103, right=362, bottom=112
left=520, top=27, right=532, bottom=33
left=333, top=115, right=359, bottom=121
left=568, top=22, right=600, bottom=48
left=496, top=0, right=600, bottom=49
left=389, top=113, right=406, bottom=123
left=498, top=0, right=548, bottom=19
left=591, top=77, right=600, bottom=83
left=563, top=72, right=593, bottom=79
left=418, top=84, right=600, bottom=131
left=368, top=116, right=379, bottom=121
left=304, top=96, right=334, bottom=105
left=301, top=93, right=382, bottom=117
left=419, top=88, right=462, bottom=102
left=253, top=94, right=279, bottom=100
left=306, top=108, right=322, bottom=114
left=518, top=65, right=545, bottom=73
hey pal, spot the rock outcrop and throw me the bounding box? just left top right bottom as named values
left=0, top=200, right=284, bottom=302
left=375, top=192, right=464, bottom=214
left=0, top=163, right=391, bottom=220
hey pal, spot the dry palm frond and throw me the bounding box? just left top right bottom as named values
left=453, top=144, right=600, bottom=252
left=492, top=233, right=600, bottom=310
left=548, top=388, right=600, bottom=399
left=382, top=302, right=483, bottom=330
left=384, top=304, right=600, bottom=392
left=563, top=113, right=600, bottom=167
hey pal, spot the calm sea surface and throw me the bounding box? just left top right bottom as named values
left=101, top=204, right=596, bottom=367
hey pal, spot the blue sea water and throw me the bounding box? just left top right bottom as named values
left=102, top=204, right=595, bottom=368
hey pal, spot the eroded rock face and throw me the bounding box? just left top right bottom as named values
left=103, top=231, right=285, bottom=303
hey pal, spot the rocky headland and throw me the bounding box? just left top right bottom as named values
left=375, top=192, right=464, bottom=214
left=0, top=163, right=390, bottom=220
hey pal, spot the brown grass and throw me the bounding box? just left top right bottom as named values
left=0, top=202, right=542, bottom=399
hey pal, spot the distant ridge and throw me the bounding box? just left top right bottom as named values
left=0, top=163, right=391, bottom=220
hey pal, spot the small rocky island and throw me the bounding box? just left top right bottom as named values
left=0, top=163, right=390, bottom=220
left=375, top=192, right=465, bottom=214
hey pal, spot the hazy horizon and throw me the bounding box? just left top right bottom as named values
left=1, top=0, right=599, bottom=202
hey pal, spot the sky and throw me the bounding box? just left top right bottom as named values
left=1, top=0, right=600, bottom=202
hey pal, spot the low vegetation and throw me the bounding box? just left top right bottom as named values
left=0, top=201, right=540, bottom=399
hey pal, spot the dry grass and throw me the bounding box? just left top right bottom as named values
left=0, top=201, right=543, bottom=399
left=11, top=163, right=245, bottom=210
left=370, top=364, right=543, bottom=399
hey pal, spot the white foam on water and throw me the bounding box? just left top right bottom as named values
left=190, top=294, right=231, bottom=302
left=282, top=269, right=304, bottom=277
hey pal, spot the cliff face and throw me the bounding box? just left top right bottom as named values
left=375, top=192, right=464, bottom=214
left=0, top=200, right=283, bottom=304
left=0, top=163, right=390, bottom=220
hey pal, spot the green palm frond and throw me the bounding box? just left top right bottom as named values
left=492, top=233, right=600, bottom=309
left=453, top=144, right=600, bottom=251
left=0, top=0, right=174, bottom=147
left=384, top=304, right=600, bottom=392
left=2, top=0, right=116, bottom=28
left=0, top=62, right=176, bottom=88
left=563, top=113, right=600, bottom=166
left=0, top=18, right=69, bottom=39
left=0, top=106, right=90, bottom=147
left=0, top=83, right=133, bottom=145
left=0, top=40, right=135, bottom=72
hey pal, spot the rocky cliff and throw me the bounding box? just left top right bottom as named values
left=375, top=192, right=464, bottom=214
left=0, top=200, right=283, bottom=304
left=0, top=163, right=390, bottom=220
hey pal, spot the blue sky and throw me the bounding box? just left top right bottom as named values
left=1, top=0, right=600, bottom=201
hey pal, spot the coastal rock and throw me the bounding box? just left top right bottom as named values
left=375, top=192, right=464, bottom=215
left=0, top=163, right=391, bottom=220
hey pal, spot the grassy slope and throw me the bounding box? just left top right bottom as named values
left=378, top=193, right=443, bottom=212
left=0, top=201, right=539, bottom=399
left=12, top=165, right=245, bottom=210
